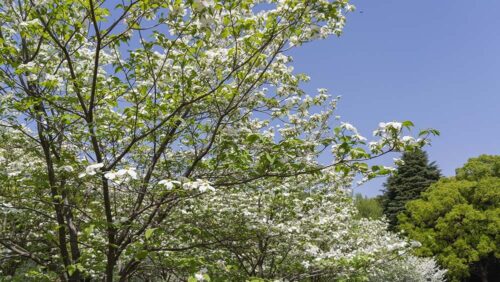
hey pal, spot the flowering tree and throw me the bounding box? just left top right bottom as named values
left=170, top=174, right=447, bottom=281
left=0, top=0, right=436, bottom=280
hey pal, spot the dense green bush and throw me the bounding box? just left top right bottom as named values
left=399, top=155, right=500, bottom=282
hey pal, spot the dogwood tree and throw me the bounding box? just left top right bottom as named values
left=0, top=0, right=436, bottom=280
left=169, top=173, right=447, bottom=281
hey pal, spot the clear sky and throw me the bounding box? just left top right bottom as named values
left=290, top=0, right=500, bottom=196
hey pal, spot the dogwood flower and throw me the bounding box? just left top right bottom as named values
left=341, top=122, right=358, bottom=133
left=192, top=0, right=214, bottom=11
left=182, top=179, right=215, bottom=192
left=105, top=168, right=138, bottom=181
left=158, top=179, right=181, bottom=190
left=79, top=163, right=104, bottom=177
left=60, top=165, right=74, bottom=172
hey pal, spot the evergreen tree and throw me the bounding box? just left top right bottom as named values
left=381, top=149, right=441, bottom=228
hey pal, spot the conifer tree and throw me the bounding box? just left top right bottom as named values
left=381, top=149, right=441, bottom=228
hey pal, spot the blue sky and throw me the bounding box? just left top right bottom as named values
left=290, top=0, right=500, bottom=196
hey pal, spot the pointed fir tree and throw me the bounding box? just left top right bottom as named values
left=381, top=149, right=441, bottom=229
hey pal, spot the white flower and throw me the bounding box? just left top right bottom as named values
left=341, top=122, right=358, bottom=133
left=182, top=179, right=215, bottom=193
left=182, top=182, right=196, bottom=190
left=402, top=136, right=415, bottom=143
left=116, top=169, right=128, bottom=177
left=410, top=240, right=422, bottom=248
left=306, top=244, right=320, bottom=255
left=27, top=74, right=38, bottom=81
left=19, top=19, right=42, bottom=28
left=126, top=168, right=138, bottom=180
left=84, top=163, right=104, bottom=176
left=369, top=141, right=378, bottom=149
left=345, top=3, right=355, bottom=12
left=106, top=168, right=138, bottom=181
left=61, top=165, right=74, bottom=172
left=379, top=122, right=402, bottom=131
left=194, top=273, right=204, bottom=281
left=104, top=171, right=116, bottom=180
left=194, top=268, right=208, bottom=281
left=33, top=0, right=49, bottom=6
left=197, top=179, right=215, bottom=192
left=353, top=134, right=367, bottom=142
left=193, top=0, right=214, bottom=11
left=158, top=179, right=180, bottom=190
left=204, top=48, right=228, bottom=63
left=317, top=88, right=328, bottom=95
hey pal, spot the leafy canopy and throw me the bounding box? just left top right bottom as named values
left=399, top=155, right=500, bottom=282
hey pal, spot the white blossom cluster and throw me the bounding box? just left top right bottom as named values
left=163, top=173, right=446, bottom=281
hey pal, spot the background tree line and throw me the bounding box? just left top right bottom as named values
left=356, top=151, right=500, bottom=282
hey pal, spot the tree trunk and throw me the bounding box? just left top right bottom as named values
left=479, top=263, right=488, bottom=282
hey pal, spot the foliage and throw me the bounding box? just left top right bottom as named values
left=381, top=149, right=441, bottom=229
left=456, top=154, right=500, bottom=181
left=399, top=155, right=500, bottom=282
left=353, top=193, right=383, bottom=219
left=0, top=0, right=437, bottom=280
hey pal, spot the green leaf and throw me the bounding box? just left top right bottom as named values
left=246, top=133, right=260, bottom=144
left=67, top=265, right=76, bottom=276
left=145, top=228, right=157, bottom=239
left=136, top=250, right=149, bottom=260
left=265, top=153, right=275, bottom=165
left=430, top=129, right=440, bottom=136
left=83, top=224, right=95, bottom=237
left=402, top=120, right=414, bottom=128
